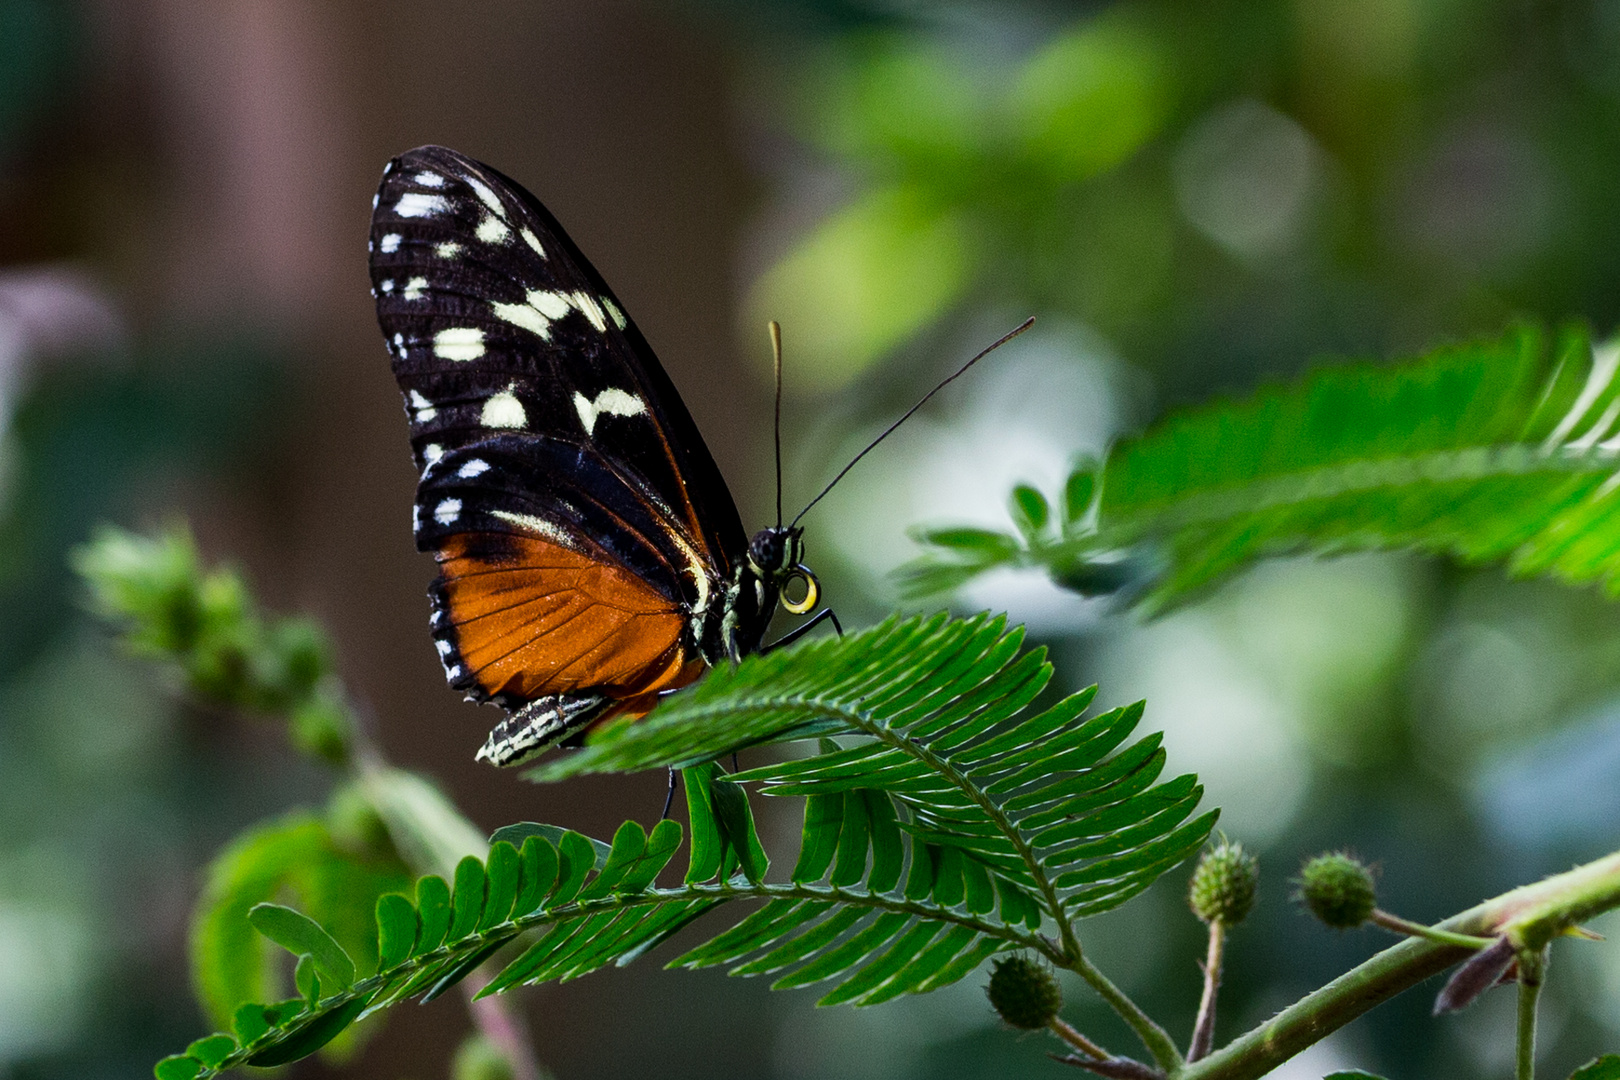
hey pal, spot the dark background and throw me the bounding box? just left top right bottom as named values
left=3, top=2, right=1620, bottom=1078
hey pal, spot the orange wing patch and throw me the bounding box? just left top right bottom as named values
left=436, top=532, right=703, bottom=704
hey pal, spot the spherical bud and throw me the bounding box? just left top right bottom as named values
left=986, top=954, right=1063, bottom=1030
left=1296, top=852, right=1377, bottom=929
left=1189, top=839, right=1258, bottom=926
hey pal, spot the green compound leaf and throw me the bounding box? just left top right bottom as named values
left=1010, top=484, right=1051, bottom=540
left=154, top=615, right=1209, bottom=1076
left=414, top=874, right=451, bottom=954
left=246, top=996, right=371, bottom=1067
left=183, top=1035, right=236, bottom=1068
left=1063, top=462, right=1098, bottom=528
left=447, top=855, right=487, bottom=941
left=903, top=326, right=1620, bottom=614
left=684, top=763, right=727, bottom=884
left=374, top=893, right=418, bottom=970
left=514, top=835, right=559, bottom=915
left=188, top=810, right=407, bottom=1032
left=491, top=822, right=612, bottom=868
left=248, top=904, right=355, bottom=990
left=479, top=842, right=522, bottom=930
left=153, top=1055, right=204, bottom=1080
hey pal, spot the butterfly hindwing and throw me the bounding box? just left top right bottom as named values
left=369, top=145, right=745, bottom=732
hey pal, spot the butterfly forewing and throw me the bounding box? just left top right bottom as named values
left=369, top=145, right=747, bottom=737
left=370, top=146, right=745, bottom=575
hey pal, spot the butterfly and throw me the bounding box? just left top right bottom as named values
left=368, top=145, right=830, bottom=768
left=369, top=145, right=1030, bottom=769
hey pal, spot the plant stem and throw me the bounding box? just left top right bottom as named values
left=1188, top=921, right=1225, bottom=1062
left=1370, top=909, right=1494, bottom=950
left=1180, top=849, right=1620, bottom=1080
left=1071, top=952, right=1184, bottom=1072
left=1516, top=950, right=1546, bottom=1080
left=1050, top=1017, right=1109, bottom=1059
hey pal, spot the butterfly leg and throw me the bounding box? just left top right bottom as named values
left=764, top=607, right=842, bottom=652
left=661, top=767, right=680, bottom=820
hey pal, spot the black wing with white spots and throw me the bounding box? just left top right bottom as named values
left=368, top=145, right=748, bottom=604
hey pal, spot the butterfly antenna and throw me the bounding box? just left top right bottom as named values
left=771, top=321, right=784, bottom=530
left=790, top=316, right=1035, bottom=529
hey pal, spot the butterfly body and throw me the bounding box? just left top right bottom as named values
left=369, top=145, right=812, bottom=766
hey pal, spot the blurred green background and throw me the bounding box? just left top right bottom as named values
left=2, top=1, right=1619, bottom=1077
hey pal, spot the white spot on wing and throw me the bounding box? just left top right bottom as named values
left=476, top=216, right=510, bottom=244
left=423, top=443, right=443, bottom=469
left=414, top=171, right=446, bottom=187
left=408, top=390, right=437, bottom=422
left=379, top=233, right=401, bottom=253
left=434, top=498, right=461, bottom=525
left=481, top=385, right=527, bottom=429
left=379, top=279, right=394, bottom=293
left=458, top=458, right=490, bottom=478
left=521, top=229, right=545, bottom=258
left=531, top=291, right=573, bottom=319
left=435, top=638, right=454, bottom=657
left=570, top=292, right=608, bottom=332
left=464, top=175, right=505, bottom=217
left=403, top=277, right=427, bottom=300
left=603, top=298, right=627, bottom=329
left=573, top=388, right=646, bottom=436
left=435, top=241, right=462, bottom=258
left=492, top=509, right=574, bottom=548
left=433, top=326, right=485, bottom=361
left=492, top=301, right=551, bottom=340
left=395, top=192, right=448, bottom=218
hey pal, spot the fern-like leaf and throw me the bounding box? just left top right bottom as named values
left=153, top=614, right=1209, bottom=1076
left=538, top=612, right=1214, bottom=969
left=902, top=325, right=1620, bottom=612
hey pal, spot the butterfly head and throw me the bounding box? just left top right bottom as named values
left=747, top=525, right=818, bottom=615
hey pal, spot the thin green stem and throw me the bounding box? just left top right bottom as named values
left=1517, top=950, right=1546, bottom=1080
left=1188, top=921, right=1226, bottom=1062
left=1370, top=909, right=1496, bottom=950
left=1050, top=1017, right=1109, bottom=1060
left=1072, top=952, right=1183, bottom=1072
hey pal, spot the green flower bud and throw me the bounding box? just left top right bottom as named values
left=1189, top=839, right=1258, bottom=926
left=986, top=954, right=1062, bottom=1030
left=1296, top=852, right=1377, bottom=929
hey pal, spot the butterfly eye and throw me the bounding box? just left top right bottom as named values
left=780, top=566, right=819, bottom=615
